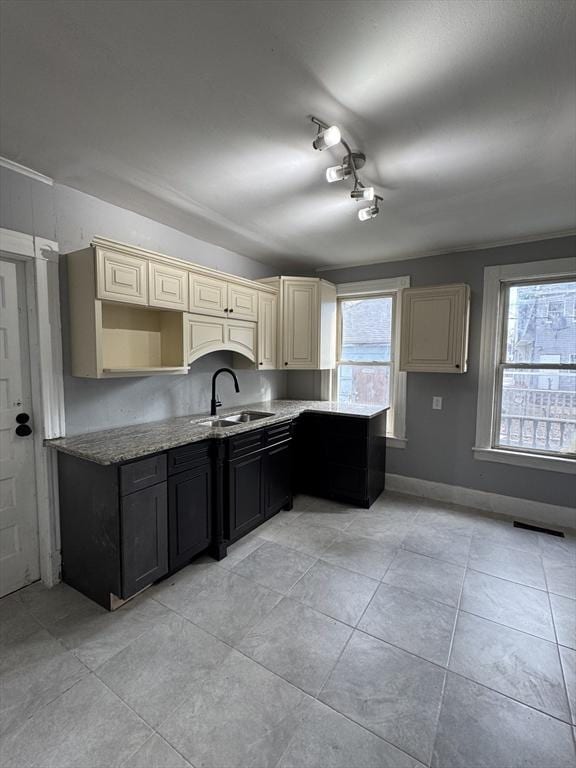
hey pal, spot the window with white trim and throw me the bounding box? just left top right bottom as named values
left=475, top=257, right=576, bottom=472
left=333, top=277, right=408, bottom=444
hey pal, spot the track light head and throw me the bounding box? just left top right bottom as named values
left=326, top=165, right=352, bottom=183
left=312, top=125, right=341, bottom=151
left=358, top=200, right=380, bottom=221
left=351, top=186, right=375, bottom=201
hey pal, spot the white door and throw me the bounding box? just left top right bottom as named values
left=0, top=258, right=39, bottom=596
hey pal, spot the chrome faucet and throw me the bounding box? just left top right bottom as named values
left=210, top=367, right=240, bottom=416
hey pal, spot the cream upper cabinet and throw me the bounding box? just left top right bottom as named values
left=95, top=247, right=148, bottom=305
left=186, top=313, right=256, bottom=364
left=228, top=284, right=258, bottom=321
left=149, top=260, right=188, bottom=310
left=189, top=273, right=228, bottom=317
left=399, top=283, right=470, bottom=373
left=260, top=276, right=336, bottom=369
left=257, top=292, right=277, bottom=369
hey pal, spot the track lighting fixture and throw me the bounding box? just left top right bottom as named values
left=326, top=164, right=351, bottom=183
left=351, top=186, right=375, bottom=201
left=312, top=125, right=341, bottom=151
left=310, top=116, right=381, bottom=223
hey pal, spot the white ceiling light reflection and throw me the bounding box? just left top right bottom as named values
left=255, top=195, right=354, bottom=236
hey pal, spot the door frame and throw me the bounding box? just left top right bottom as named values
left=0, top=227, right=65, bottom=587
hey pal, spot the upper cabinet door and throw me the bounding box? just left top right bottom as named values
left=228, top=284, right=258, bottom=321
left=189, top=274, right=228, bottom=317
left=257, top=292, right=277, bottom=369
left=95, top=248, right=148, bottom=305
left=399, top=284, right=470, bottom=373
left=283, top=280, right=319, bottom=368
left=149, top=261, right=189, bottom=310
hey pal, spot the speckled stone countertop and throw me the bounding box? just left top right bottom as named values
left=45, top=400, right=388, bottom=465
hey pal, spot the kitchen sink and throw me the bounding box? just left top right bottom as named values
left=195, top=410, right=275, bottom=427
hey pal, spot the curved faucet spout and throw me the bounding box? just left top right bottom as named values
left=210, top=368, right=240, bottom=416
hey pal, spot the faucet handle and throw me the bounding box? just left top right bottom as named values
left=215, top=395, right=222, bottom=408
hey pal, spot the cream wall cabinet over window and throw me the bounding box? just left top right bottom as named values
left=149, top=261, right=189, bottom=310
left=399, top=283, right=470, bottom=373
left=95, top=247, right=148, bottom=305
left=260, top=276, right=336, bottom=369
left=186, top=313, right=257, bottom=364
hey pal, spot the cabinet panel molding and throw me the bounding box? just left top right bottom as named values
left=189, top=274, right=228, bottom=316
left=228, top=284, right=258, bottom=321
left=149, top=261, right=188, bottom=310
left=399, top=283, right=470, bottom=373
left=96, top=248, right=148, bottom=305
left=186, top=314, right=256, bottom=363
left=258, top=292, right=278, bottom=369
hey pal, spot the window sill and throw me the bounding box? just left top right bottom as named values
left=387, top=436, right=407, bottom=449
left=473, top=447, right=576, bottom=474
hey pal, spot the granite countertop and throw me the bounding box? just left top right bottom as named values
left=45, top=399, right=388, bottom=465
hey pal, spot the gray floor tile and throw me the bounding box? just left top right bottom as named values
left=319, top=630, right=446, bottom=765
left=449, top=611, right=571, bottom=721
left=122, top=734, right=191, bottom=768
left=45, top=595, right=170, bottom=670
left=320, top=532, right=397, bottom=580
left=232, top=541, right=316, bottom=593
left=97, top=612, right=230, bottom=727
left=277, top=699, right=423, bottom=768
left=559, top=645, right=576, bottom=725
left=414, top=508, right=477, bottom=538
left=258, top=518, right=340, bottom=556
left=432, top=672, right=576, bottom=768
left=539, top=533, right=576, bottom=565
left=473, top=520, right=541, bottom=555
left=550, top=593, right=576, bottom=649
left=288, top=560, right=378, bottom=625
left=291, top=494, right=317, bottom=511
left=468, top=538, right=547, bottom=589
left=383, top=549, right=465, bottom=607
left=159, top=650, right=309, bottom=768
left=236, top=597, right=352, bottom=695
left=150, top=561, right=229, bottom=612
left=219, top=533, right=267, bottom=569
left=1, top=675, right=151, bottom=768
left=15, top=582, right=96, bottom=625
left=0, top=629, right=88, bottom=737
left=0, top=595, right=42, bottom=646
left=402, top=525, right=471, bottom=566
left=169, top=570, right=282, bottom=645
left=544, top=559, right=576, bottom=599
left=345, top=514, right=412, bottom=546
left=358, top=583, right=457, bottom=666
left=461, top=569, right=556, bottom=641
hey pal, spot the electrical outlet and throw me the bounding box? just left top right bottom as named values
left=432, top=396, right=443, bottom=410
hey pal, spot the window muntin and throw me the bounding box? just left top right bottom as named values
left=495, top=279, right=576, bottom=456
left=336, top=295, right=394, bottom=412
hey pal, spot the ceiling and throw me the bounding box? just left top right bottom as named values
left=1, top=0, right=575, bottom=270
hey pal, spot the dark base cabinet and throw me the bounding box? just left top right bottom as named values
left=167, top=441, right=213, bottom=573
left=58, top=451, right=170, bottom=610
left=295, top=411, right=387, bottom=507
left=225, top=421, right=293, bottom=543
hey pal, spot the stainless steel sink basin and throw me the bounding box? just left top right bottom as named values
left=195, top=410, right=275, bottom=427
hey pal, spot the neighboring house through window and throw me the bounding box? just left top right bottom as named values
left=333, top=277, right=409, bottom=447
left=475, top=257, right=576, bottom=473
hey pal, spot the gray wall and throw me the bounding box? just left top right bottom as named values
left=312, top=236, right=576, bottom=508
left=0, top=166, right=287, bottom=434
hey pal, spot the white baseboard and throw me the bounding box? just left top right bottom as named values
left=385, top=473, right=576, bottom=531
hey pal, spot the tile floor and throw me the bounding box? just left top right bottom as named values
left=1, top=492, right=575, bottom=768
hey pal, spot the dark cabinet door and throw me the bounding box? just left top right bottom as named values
left=121, top=484, right=168, bottom=599
left=168, top=463, right=212, bottom=572
left=228, top=451, right=264, bottom=541
left=264, top=441, right=292, bottom=518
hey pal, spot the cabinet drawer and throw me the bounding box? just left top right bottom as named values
left=265, top=420, right=292, bottom=447
left=120, top=454, right=167, bottom=495
left=227, top=428, right=265, bottom=459
left=168, top=441, right=211, bottom=475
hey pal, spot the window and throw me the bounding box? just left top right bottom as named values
left=475, top=258, right=576, bottom=473
left=333, top=277, right=408, bottom=445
